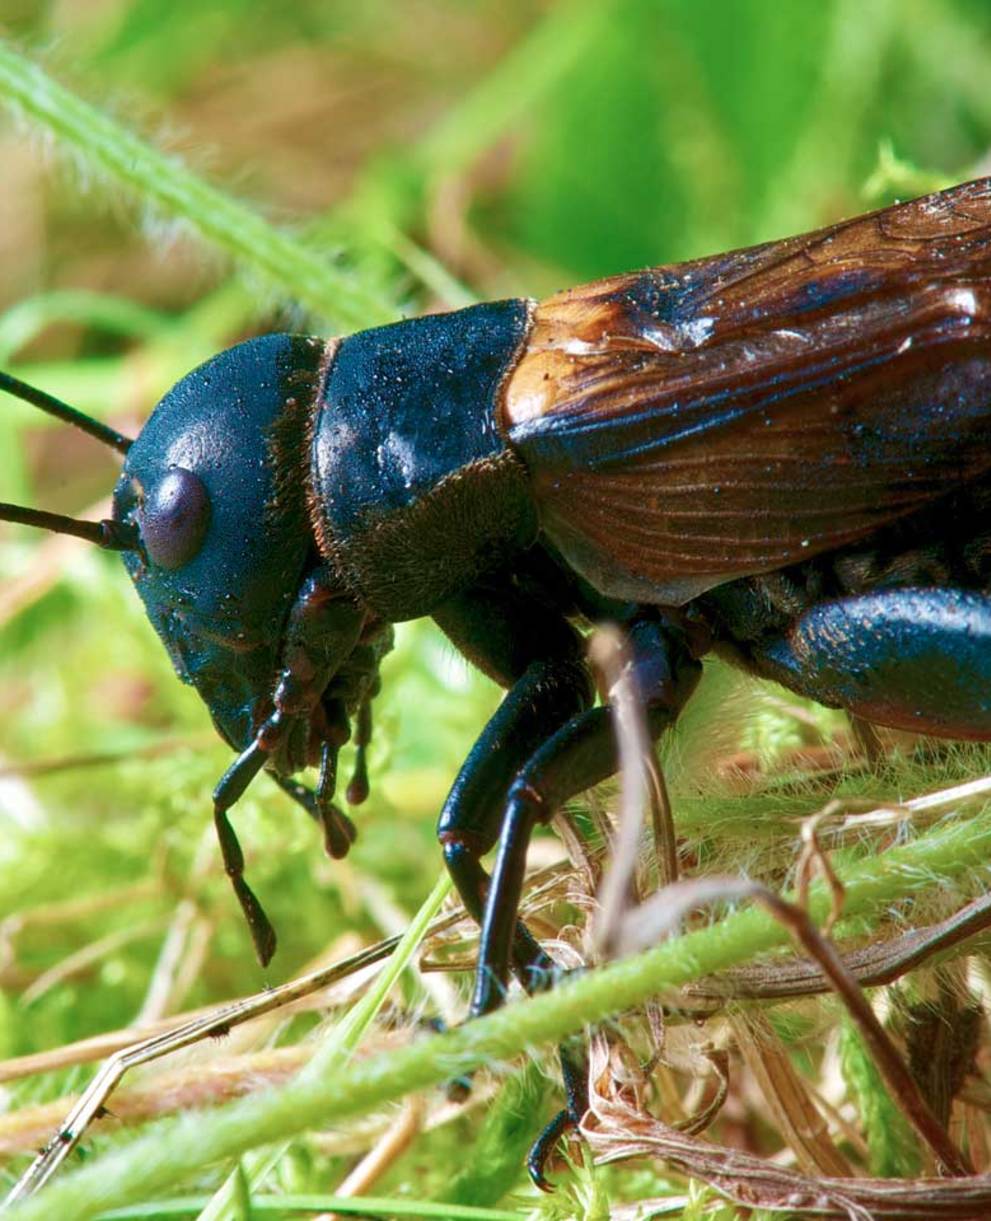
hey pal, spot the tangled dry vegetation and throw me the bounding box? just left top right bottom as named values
left=5, top=643, right=991, bottom=1218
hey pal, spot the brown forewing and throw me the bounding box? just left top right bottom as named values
left=501, top=178, right=991, bottom=602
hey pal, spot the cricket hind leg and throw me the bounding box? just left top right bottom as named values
left=435, top=593, right=702, bottom=1188
left=478, top=624, right=700, bottom=1189
left=471, top=616, right=703, bottom=1019
left=434, top=631, right=595, bottom=1187
left=750, top=588, right=991, bottom=739
left=434, top=577, right=596, bottom=997
left=437, top=651, right=596, bottom=996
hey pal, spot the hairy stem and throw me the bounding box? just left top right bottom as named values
left=0, top=41, right=395, bottom=330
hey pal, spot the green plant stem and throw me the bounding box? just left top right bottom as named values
left=10, top=800, right=991, bottom=1220
left=0, top=41, right=395, bottom=331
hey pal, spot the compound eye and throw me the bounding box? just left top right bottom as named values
left=139, top=468, right=211, bottom=570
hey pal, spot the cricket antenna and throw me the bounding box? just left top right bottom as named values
left=0, top=370, right=132, bottom=455
left=0, top=503, right=139, bottom=551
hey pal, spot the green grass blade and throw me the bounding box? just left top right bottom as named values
left=0, top=41, right=396, bottom=331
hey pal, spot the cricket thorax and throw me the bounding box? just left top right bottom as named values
left=307, top=298, right=538, bottom=621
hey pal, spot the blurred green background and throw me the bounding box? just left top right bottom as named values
left=3, top=0, right=990, bottom=315
left=0, top=0, right=990, bottom=1211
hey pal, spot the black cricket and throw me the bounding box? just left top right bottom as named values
left=3, top=177, right=991, bottom=1185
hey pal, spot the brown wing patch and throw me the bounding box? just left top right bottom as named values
left=501, top=179, right=991, bottom=602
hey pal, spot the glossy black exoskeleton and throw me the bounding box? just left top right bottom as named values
left=4, top=177, right=991, bottom=1186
